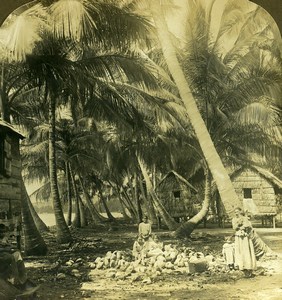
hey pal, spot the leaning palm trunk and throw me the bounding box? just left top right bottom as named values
left=122, top=189, right=138, bottom=220
left=78, top=176, right=106, bottom=223
left=108, top=181, right=131, bottom=221
left=118, top=196, right=132, bottom=221
left=25, top=188, right=49, bottom=232
left=134, top=174, right=143, bottom=222
left=69, top=163, right=81, bottom=228
left=21, top=180, right=48, bottom=255
left=79, top=197, right=87, bottom=227
left=98, top=188, right=115, bottom=221
left=119, top=191, right=137, bottom=221
left=149, top=1, right=271, bottom=254
left=174, top=170, right=211, bottom=238
left=139, top=177, right=158, bottom=225
left=128, top=174, right=142, bottom=222
left=149, top=0, right=240, bottom=217
left=137, top=155, right=178, bottom=230
left=66, top=162, right=72, bottom=226
left=49, top=96, right=72, bottom=244
left=250, top=229, right=273, bottom=259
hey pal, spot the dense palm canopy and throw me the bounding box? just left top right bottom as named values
left=0, top=0, right=281, bottom=252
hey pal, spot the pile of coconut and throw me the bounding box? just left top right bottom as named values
left=89, top=243, right=227, bottom=282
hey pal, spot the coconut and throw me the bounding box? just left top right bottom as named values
left=94, top=257, right=102, bottom=263
left=169, top=251, right=178, bottom=262
left=110, top=253, right=117, bottom=261
left=109, top=260, right=116, bottom=268
left=164, top=244, right=173, bottom=251
left=56, top=273, right=66, bottom=280
left=205, top=255, right=215, bottom=264
left=149, top=256, right=157, bottom=265
left=177, top=260, right=185, bottom=267
left=120, top=261, right=130, bottom=271
left=116, top=251, right=122, bottom=260
left=105, top=251, right=112, bottom=258
left=157, top=255, right=166, bottom=262
left=96, top=261, right=104, bottom=269
left=154, top=260, right=165, bottom=270
left=165, top=262, right=174, bottom=269
left=88, top=262, right=96, bottom=269
left=65, top=260, right=74, bottom=266
left=142, top=277, right=152, bottom=284
left=104, top=258, right=110, bottom=268
left=126, top=265, right=134, bottom=274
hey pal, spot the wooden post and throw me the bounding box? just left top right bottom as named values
left=273, top=215, right=276, bottom=229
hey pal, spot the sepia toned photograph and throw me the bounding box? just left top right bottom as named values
left=0, top=0, right=281, bottom=299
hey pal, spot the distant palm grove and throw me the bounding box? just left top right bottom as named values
left=0, top=0, right=281, bottom=255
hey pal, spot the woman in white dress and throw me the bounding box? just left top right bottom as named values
left=232, top=207, right=256, bottom=277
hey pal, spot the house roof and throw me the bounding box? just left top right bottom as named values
left=0, top=119, right=24, bottom=139
left=158, top=170, right=198, bottom=193
left=231, top=165, right=282, bottom=190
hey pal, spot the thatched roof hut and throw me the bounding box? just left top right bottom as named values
left=157, top=171, right=198, bottom=220
left=230, top=165, right=282, bottom=218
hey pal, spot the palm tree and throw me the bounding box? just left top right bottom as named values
left=7, top=0, right=161, bottom=243
left=20, top=179, right=48, bottom=255
left=148, top=0, right=282, bottom=217
left=147, top=1, right=281, bottom=250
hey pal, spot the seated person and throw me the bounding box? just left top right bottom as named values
left=138, top=215, right=152, bottom=241
left=0, top=224, right=27, bottom=287
left=143, top=234, right=163, bottom=258
left=132, top=236, right=145, bottom=260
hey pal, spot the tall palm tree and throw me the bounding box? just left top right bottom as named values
left=147, top=0, right=282, bottom=218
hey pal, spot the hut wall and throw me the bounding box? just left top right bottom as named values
left=157, top=175, right=194, bottom=217
left=0, top=134, right=22, bottom=215
left=232, top=168, right=276, bottom=215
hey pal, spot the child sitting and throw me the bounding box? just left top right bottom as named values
left=222, top=236, right=235, bottom=270
left=132, top=236, right=145, bottom=261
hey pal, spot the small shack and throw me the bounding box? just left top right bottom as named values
left=157, top=171, right=198, bottom=221
left=0, top=119, right=24, bottom=228
left=230, top=165, right=282, bottom=227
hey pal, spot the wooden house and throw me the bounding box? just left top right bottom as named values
left=156, top=171, right=198, bottom=221
left=0, top=120, right=24, bottom=227
left=228, top=165, right=282, bottom=227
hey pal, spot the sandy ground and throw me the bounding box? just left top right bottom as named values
left=24, top=226, right=282, bottom=300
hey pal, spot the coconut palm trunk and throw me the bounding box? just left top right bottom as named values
left=148, top=1, right=241, bottom=215
left=21, top=180, right=48, bottom=255
left=137, top=155, right=178, bottom=230
left=174, top=169, right=211, bottom=238
left=128, top=174, right=142, bottom=222
left=134, top=174, right=143, bottom=222
left=78, top=176, right=106, bottom=223
left=24, top=188, right=49, bottom=232
left=118, top=196, right=132, bottom=221
left=139, top=176, right=157, bottom=225
left=69, top=163, right=81, bottom=228
left=98, top=188, right=115, bottom=221
left=65, top=162, right=72, bottom=226
left=149, top=1, right=271, bottom=255
left=121, top=189, right=138, bottom=221
left=49, top=96, right=72, bottom=243
left=108, top=181, right=131, bottom=221
left=79, top=197, right=87, bottom=227
left=0, top=68, right=10, bottom=122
